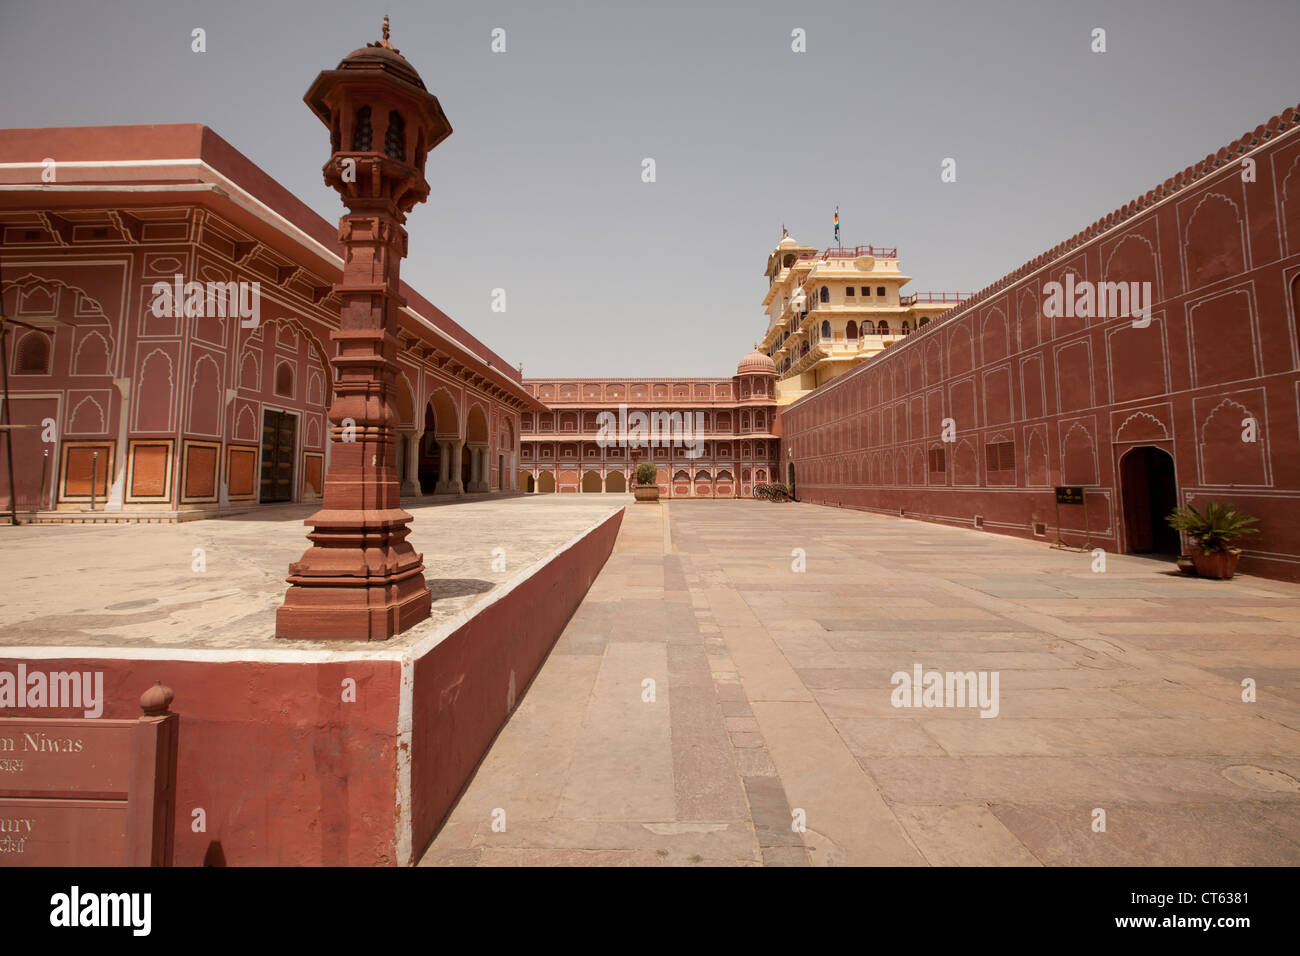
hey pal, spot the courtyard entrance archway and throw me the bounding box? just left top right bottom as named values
left=1120, top=445, right=1179, bottom=554
left=418, top=403, right=442, bottom=493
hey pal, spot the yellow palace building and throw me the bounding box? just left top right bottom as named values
left=759, top=232, right=968, bottom=403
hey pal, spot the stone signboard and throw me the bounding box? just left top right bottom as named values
left=0, top=682, right=177, bottom=866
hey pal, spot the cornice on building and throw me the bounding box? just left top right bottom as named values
left=521, top=433, right=778, bottom=441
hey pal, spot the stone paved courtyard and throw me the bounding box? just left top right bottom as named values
left=421, top=499, right=1300, bottom=866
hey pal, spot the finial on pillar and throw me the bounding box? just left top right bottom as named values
left=370, top=15, right=398, bottom=53
left=139, top=680, right=174, bottom=716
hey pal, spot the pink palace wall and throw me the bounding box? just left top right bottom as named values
left=781, top=105, right=1300, bottom=583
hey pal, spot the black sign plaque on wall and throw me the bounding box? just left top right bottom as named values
left=1053, top=486, right=1092, bottom=551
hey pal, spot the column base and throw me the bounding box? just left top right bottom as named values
left=276, top=576, right=431, bottom=642
left=275, top=507, right=432, bottom=642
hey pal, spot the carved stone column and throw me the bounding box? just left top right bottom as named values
left=467, top=442, right=490, bottom=492
left=277, top=19, right=451, bottom=641
left=432, top=439, right=448, bottom=493
left=399, top=431, right=421, bottom=498
left=449, top=442, right=464, bottom=494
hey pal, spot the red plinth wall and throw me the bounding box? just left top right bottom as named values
left=0, top=507, right=623, bottom=865
left=781, top=108, right=1300, bottom=582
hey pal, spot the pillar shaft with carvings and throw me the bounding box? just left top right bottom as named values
left=277, top=19, right=452, bottom=641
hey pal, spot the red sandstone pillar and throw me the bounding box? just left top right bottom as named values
left=277, top=20, right=452, bottom=641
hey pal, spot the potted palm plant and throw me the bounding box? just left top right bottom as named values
left=1165, top=501, right=1258, bottom=579
left=633, top=461, right=660, bottom=502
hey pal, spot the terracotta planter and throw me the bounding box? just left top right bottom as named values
left=634, top=486, right=660, bottom=503
left=1191, top=548, right=1241, bottom=580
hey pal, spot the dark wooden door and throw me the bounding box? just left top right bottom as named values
left=1121, top=450, right=1154, bottom=552
left=1121, top=446, right=1179, bottom=554
left=260, top=409, right=296, bottom=503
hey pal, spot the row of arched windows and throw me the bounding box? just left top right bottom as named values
left=806, top=319, right=921, bottom=343
left=816, top=285, right=890, bottom=303
left=773, top=311, right=934, bottom=376
left=12, top=329, right=112, bottom=377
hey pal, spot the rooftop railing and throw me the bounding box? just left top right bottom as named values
left=795, top=244, right=898, bottom=261
left=900, top=292, right=971, bottom=306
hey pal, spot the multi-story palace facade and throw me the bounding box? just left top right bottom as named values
left=518, top=349, right=779, bottom=498
left=759, top=234, right=968, bottom=403
left=0, top=124, right=542, bottom=520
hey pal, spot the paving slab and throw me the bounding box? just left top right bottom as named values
left=557, top=641, right=675, bottom=821
left=892, top=804, right=1043, bottom=866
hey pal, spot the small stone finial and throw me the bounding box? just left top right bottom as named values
left=373, top=14, right=398, bottom=51
left=140, top=680, right=174, bottom=716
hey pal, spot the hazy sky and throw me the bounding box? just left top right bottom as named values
left=2, top=0, right=1298, bottom=376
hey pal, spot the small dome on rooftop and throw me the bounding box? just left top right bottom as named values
left=737, top=348, right=777, bottom=375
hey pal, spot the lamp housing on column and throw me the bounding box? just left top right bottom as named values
left=304, top=27, right=451, bottom=221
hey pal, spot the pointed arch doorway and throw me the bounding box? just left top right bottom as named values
left=1119, top=445, right=1179, bottom=554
